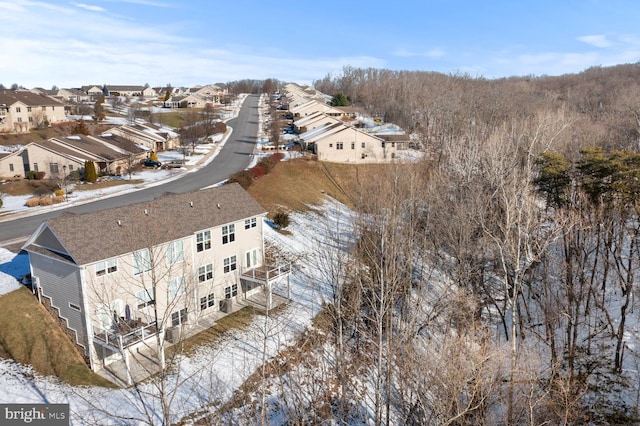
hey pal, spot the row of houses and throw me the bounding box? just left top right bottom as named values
left=0, top=122, right=179, bottom=180
left=282, top=83, right=409, bottom=163
left=23, top=183, right=289, bottom=385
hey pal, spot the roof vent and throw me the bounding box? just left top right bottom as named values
left=190, top=201, right=193, bottom=207
left=144, top=209, right=148, bottom=215
left=117, top=220, right=121, bottom=226
left=217, top=203, right=221, bottom=209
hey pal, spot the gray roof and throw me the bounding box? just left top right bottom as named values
left=0, top=90, right=64, bottom=107
left=26, top=184, right=266, bottom=266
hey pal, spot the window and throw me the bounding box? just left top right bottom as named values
left=223, top=255, right=237, bottom=273
left=17, top=117, right=22, bottom=123
left=27, top=107, right=31, bottom=112
left=392, top=142, right=395, bottom=148
left=362, top=142, right=365, bottom=148
left=42, top=106, right=46, bottom=111
left=222, top=224, right=235, bottom=244
left=166, top=240, right=184, bottom=266
left=69, top=303, right=81, bottom=312
left=50, top=163, right=59, bottom=174
left=224, top=284, right=238, bottom=299
left=200, top=293, right=215, bottom=311
left=361, top=153, right=366, bottom=159
left=33, top=163, right=38, bottom=172
left=68, top=164, right=74, bottom=171
left=198, top=264, right=213, bottom=282
left=171, top=308, right=188, bottom=326
left=52, top=106, right=55, bottom=111
left=169, top=277, right=186, bottom=298
left=381, top=142, right=386, bottom=148
left=96, top=258, right=117, bottom=276
left=329, top=143, right=333, bottom=148
left=136, top=288, right=155, bottom=309
left=28, top=117, right=32, bottom=123
left=8, top=164, right=13, bottom=172
left=244, top=217, right=257, bottom=229
left=351, top=142, right=355, bottom=149
left=196, top=230, right=211, bottom=252
left=336, top=142, right=343, bottom=150
left=15, top=107, right=20, bottom=113
left=133, top=248, right=151, bottom=275
left=245, top=249, right=259, bottom=268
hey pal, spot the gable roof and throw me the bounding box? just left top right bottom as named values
left=0, top=90, right=64, bottom=107
left=23, top=184, right=266, bottom=266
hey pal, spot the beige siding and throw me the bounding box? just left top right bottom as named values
left=315, top=129, right=397, bottom=163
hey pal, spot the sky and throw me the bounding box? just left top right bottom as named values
left=1, top=0, right=640, bottom=89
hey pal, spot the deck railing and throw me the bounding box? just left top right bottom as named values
left=240, top=263, right=291, bottom=283
left=94, top=321, right=158, bottom=350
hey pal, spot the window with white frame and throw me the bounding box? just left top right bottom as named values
left=245, top=248, right=259, bottom=268
left=27, top=107, right=31, bottom=112
left=136, top=288, right=155, bottom=309
left=336, top=142, right=344, bottom=150
left=96, top=258, right=117, bottom=276
left=169, top=276, right=186, bottom=299
left=196, top=230, right=211, bottom=252
left=198, top=264, right=213, bottom=282
left=200, top=293, right=215, bottom=311
left=171, top=308, right=187, bottom=326
left=133, top=248, right=151, bottom=275
left=351, top=142, right=355, bottom=149
left=361, top=142, right=365, bottom=148
left=50, top=163, right=59, bottom=174
left=33, top=163, right=38, bottom=172
left=15, top=107, right=20, bottom=113
left=244, top=217, right=257, bottom=229
left=224, top=283, right=238, bottom=299
left=222, top=224, right=235, bottom=244
left=9, top=164, right=13, bottom=172
left=223, top=255, right=237, bottom=273
left=166, top=240, right=184, bottom=266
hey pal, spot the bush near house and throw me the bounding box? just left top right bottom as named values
left=273, top=210, right=290, bottom=229
left=249, top=166, right=267, bottom=179
left=228, top=170, right=253, bottom=189
left=257, top=156, right=277, bottom=173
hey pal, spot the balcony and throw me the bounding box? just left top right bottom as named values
left=240, top=263, right=291, bottom=285
left=93, top=319, right=159, bottom=350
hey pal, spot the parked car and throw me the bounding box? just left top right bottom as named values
left=142, top=158, right=162, bottom=168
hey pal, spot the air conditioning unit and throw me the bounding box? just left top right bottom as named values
left=220, top=298, right=233, bottom=313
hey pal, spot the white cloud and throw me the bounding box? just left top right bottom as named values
left=71, top=2, right=106, bottom=12
left=577, top=34, right=613, bottom=48
left=392, top=47, right=445, bottom=58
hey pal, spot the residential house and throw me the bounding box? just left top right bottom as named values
left=163, top=93, right=207, bottom=109
left=22, top=184, right=289, bottom=384
left=81, top=85, right=105, bottom=99
left=0, top=133, right=148, bottom=179
left=109, top=123, right=179, bottom=151
left=0, top=90, right=67, bottom=133
left=104, top=85, right=149, bottom=97
left=290, top=100, right=344, bottom=118
left=302, top=122, right=397, bottom=163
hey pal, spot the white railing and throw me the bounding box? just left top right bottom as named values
left=94, top=321, right=158, bottom=349
left=240, top=263, right=291, bottom=283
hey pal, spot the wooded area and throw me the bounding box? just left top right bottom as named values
left=235, top=64, right=640, bottom=424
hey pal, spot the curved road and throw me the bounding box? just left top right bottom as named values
left=0, top=94, right=262, bottom=243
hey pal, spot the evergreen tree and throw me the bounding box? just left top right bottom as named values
left=329, top=92, right=349, bottom=107
left=84, top=160, right=97, bottom=183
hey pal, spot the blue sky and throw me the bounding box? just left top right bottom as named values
left=1, top=0, right=639, bottom=88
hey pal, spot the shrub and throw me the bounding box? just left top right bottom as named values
left=257, top=156, right=276, bottom=173
left=271, top=152, right=285, bottom=162
left=249, top=166, right=267, bottom=179
left=0, top=197, right=3, bottom=209
left=39, top=197, right=54, bottom=206
left=26, top=198, right=40, bottom=207
left=54, top=189, right=65, bottom=197
left=84, top=160, right=97, bottom=183
left=273, top=210, right=290, bottom=229
left=228, top=170, right=253, bottom=189
left=27, top=171, right=36, bottom=180
left=214, top=121, right=227, bottom=134
left=35, top=171, right=46, bottom=180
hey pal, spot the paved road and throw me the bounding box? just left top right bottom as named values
left=0, top=94, right=262, bottom=244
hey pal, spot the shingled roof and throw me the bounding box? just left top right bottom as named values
left=0, top=90, right=64, bottom=107
left=24, top=184, right=266, bottom=266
